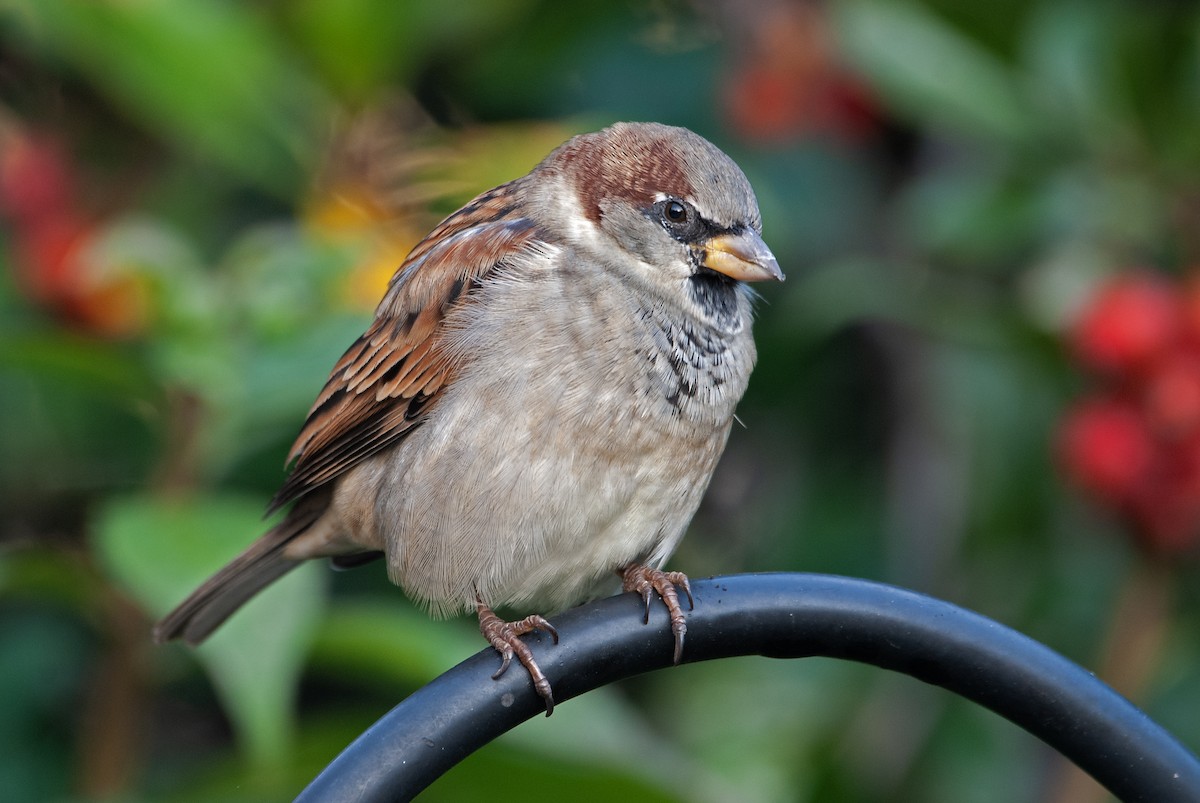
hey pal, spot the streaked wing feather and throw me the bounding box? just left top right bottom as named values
left=268, top=182, right=543, bottom=513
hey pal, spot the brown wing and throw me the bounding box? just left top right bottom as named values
left=267, top=181, right=544, bottom=513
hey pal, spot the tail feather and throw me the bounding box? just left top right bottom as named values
left=153, top=503, right=323, bottom=646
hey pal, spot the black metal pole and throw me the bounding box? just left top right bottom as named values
left=295, top=573, right=1200, bottom=802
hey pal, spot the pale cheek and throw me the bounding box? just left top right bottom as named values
left=560, top=197, right=609, bottom=254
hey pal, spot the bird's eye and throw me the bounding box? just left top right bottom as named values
left=652, top=198, right=705, bottom=242
left=664, top=200, right=689, bottom=224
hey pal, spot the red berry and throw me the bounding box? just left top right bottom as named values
left=724, top=65, right=804, bottom=142
left=1117, top=429, right=1200, bottom=554
left=1058, top=398, right=1155, bottom=503
left=13, top=212, right=92, bottom=303
left=1128, top=477, right=1200, bottom=555
left=0, top=135, right=76, bottom=225
left=1144, top=351, right=1200, bottom=437
left=823, top=74, right=881, bottom=142
left=1129, top=494, right=1192, bottom=553
left=1071, top=274, right=1181, bottom=375
left=1179, top=275, right=1200, bottom=346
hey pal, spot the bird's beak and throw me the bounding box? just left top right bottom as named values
left=701, top=229, right=784, bottom=282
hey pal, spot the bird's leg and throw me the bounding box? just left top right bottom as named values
left=619, top=563, right=694, bottom=664
left=475, top=595, right=559, bottom=716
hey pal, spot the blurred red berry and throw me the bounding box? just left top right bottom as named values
left=823, top=74, right=881, bottom=142
left=1071, top=273, right=1181, bottom=374
left=1, top=128, right=148, bottom=339
left=1129, top=494, right=1191, bottom=553
left=0, top=135, right=75, bottom=225
left=1178, top=275, right=1200, bottom=346
left=1058, top=398, right=1155, bottom=504
left=1144, top=351, right=1200, bottom=437
left=14, top=216, right=150, bottom=338
left=1061, top=269, right=1200, bottom=556
left=13, top=212, right=94, bottom=304
left=721, top=2, right=879, bottom=144
left=724, top=65, right=880, bottom=144
left=725, top=65, right=805, bottom=143
left=1128, top=455, right=1200, bottom=555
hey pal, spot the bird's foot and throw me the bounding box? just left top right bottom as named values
left=476, top=596, right=559, bottom=716
left=619, top=563, right=693, bottom=664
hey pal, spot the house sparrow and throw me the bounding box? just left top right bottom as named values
left=155, top=122, right=782, bottom=714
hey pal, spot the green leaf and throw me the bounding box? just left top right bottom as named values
left=9, top=0, right=329, bottom=196
left=835, top=0, right=1034, bottom=143
left=0, top=332, right=156, bottom=402
left=898, top=166, right=1041, bottom=266
left=285, top=0, right=419, bottom=100
left=0, top=548, right=100, bottom=613
left=309, top=599, right=479, bottom=687
left=284, top=0, right=532, bottom=101
left=1019, top=1, right=1136, bottom=155
left=94, top=493, right=325, bottom=768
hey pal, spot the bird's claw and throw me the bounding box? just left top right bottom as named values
left=476, top=598, right=558, bottom=716
left=620, top=564, right=692, bottom=665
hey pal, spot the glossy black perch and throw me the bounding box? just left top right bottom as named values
left=295, top=573, right=1200, bottom=802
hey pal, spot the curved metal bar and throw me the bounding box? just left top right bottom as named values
left=296, top=573, right=1200, bottom=802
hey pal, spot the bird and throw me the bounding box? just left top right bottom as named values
left=154, top=121, right=783, bottom=714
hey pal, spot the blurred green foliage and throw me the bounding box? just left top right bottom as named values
left=0, top=0, right=1198, bottom=801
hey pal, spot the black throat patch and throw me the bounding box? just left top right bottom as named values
left=687, top=265, right=742, bottom=327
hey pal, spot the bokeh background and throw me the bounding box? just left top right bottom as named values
left=2, top=1, right=1199, bottom=801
